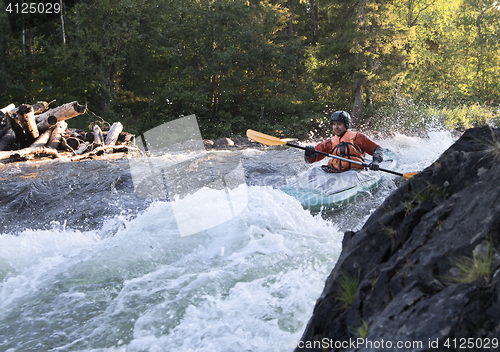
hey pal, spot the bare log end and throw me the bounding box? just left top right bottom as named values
left=47, top=115, right=58, bottom=125
left=73, top=102, right=87, bottom=114
left=65, top=137, right=81, bottom=151
left=32, top=101, right=50, bottom=114
left=18, top=104, right=33, bottom=115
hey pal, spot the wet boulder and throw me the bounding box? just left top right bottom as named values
left=296, top=125, right=500, bottom=351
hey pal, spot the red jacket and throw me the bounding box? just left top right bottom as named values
left=306, top=131, right=380, bottom=171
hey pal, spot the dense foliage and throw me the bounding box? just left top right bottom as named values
left=1, top=0, right=499, bottom=139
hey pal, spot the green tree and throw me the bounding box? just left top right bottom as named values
left=456, top=0, right=500, bottom=100
left=308, top=0, right=409, bottom=126
left=141, top=0, right=316, bottom=138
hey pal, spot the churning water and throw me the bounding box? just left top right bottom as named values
left=0, top=131, right=455, bottom=352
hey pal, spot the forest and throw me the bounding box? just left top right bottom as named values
left=1, top=0, right=499, bottom=139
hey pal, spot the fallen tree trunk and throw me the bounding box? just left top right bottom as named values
left=69, top=144, right=139, bottom=161
left=74, top=141, right=90, bottom=155
left=105, top=122, right=123, bottom=146
left=3, top=101, right=49, bottom=115
left=31, top=101, right=51, bottom=114
left=18, top=104, right=40, bottom=142
left=118, top=132, right=135, bottom=144
left=35, top=101, right=87, bottom=124
left=37, top=115, right=58, bottom=133
left=0, top=146, right=61, bottom=162
left=1, top=104, right=15, bottom=115
left=93, top=125, right=104, bottom=146
left=47, top=121, right=67, bottom=149
left=30, top=128, right=53, bottom=148
left=101, top=131, right=135, bottom=144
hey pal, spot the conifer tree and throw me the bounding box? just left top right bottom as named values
left=308, top=0, right=409, bottom=124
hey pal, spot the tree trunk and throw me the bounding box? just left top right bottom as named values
left=0, top=146, right=61, bottom=161
left=352, top=78, right=363, bottom=127
left=30, top=128, right=53, bottom=148
left=93, top=125, right=104, bottom=146
left=37, top=115, right=58, bottom=133
left=351, top=0, right=367, bottom=128
left=75, top=141, right=90, bottom=155
left=18, top=104, right=40, bottom=142
left=1, top=104, right=15, bottom=115
left=47, top=121, right=68, bottom=149
left=35, top=101, right=87, bottom=124
left=310, top=0, right=316, bottom=38
left=365, top=80, right=373, bottom=107
left=31, top=101, right=51, bottom=114
left=105, top=122, right=123, bottom=146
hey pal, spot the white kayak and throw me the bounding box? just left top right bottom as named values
left=280, top=149, right=398, bottom=210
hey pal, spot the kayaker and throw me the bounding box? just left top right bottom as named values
left=304, top=110, right=384, bottom=172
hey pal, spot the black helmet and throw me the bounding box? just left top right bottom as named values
left=330, top=111, right=351, bottom=129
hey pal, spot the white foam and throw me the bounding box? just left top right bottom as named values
left=381, top=131, right=456, bottom=173
left=0, top=186, right=340, bottom=352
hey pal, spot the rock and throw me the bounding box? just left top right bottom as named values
left=295, top=126, right=500, bottom=351
left=203, top=139, right=214, bottom=150
left=213, top=137, right=234, bottom=149
left=231, top=135, right=261, bottom=148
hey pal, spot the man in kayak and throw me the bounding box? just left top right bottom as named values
left=304, top=110, right=383, bottom=172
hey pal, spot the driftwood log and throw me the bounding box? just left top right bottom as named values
left=105, top=122, right=123, bottom=146
left=37, top=115, right=58, bottom=133
left=47, top=121, right=67, bottom=149
left=5, top=101, right=49, bottom=115
left=1, top=102, right=52, bottom=150
left=18, top=104, right=40, bottom=142
left=30, top=128, right=53, bottom=148
left=69, top=144, right=139, bottom=162
left=74, top=141, right=90, bottom=155
left=35, top=101, right=87, bottom=124
left=1, top=104, right=15, bottom=115
left=93, top=125, right=104, bottom=146
left=31, top=101, right=50, bottom=114
left=0, top=146, right=61, bottom=162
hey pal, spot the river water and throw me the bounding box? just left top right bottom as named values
left=0, top=131, right=455, bottom=352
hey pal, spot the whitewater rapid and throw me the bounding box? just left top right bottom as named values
left=0, top=131, right=456, bottom=352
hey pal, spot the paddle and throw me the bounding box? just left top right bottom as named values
left=246, top=129, right=417, bottom=180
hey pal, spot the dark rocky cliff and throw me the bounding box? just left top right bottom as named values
left=295, top=126, right=500, bottom=352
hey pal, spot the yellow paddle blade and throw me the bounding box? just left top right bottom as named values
left=246, top=129, right=287, bottom=146
left=403, top=172, right=418, bottom=180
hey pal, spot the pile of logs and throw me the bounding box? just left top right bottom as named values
left=0, top=101, right=136, bottom=164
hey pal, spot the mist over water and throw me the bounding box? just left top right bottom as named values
left=0, top=130, right=456, bottom=352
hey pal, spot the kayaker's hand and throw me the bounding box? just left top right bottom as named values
left=305, top=146, right=316, bottom=157
left=368, top=162, right=380, bottom=171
